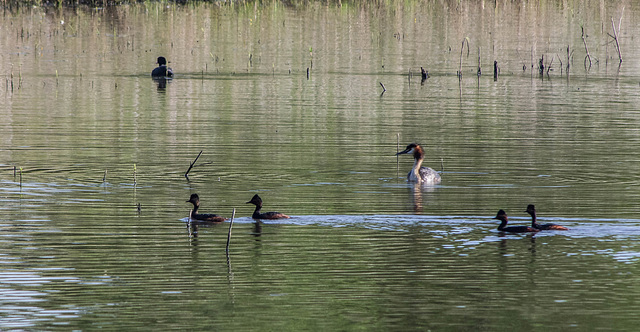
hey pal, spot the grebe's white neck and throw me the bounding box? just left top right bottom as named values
left=409, top=156, right=424, bottom=182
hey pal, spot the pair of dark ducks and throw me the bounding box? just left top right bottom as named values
left=186, top=193, right=290, bottom=222
left=493, top=205, right=568, bottom=233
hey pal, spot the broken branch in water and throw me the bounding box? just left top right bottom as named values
left=226, top=208, right=236, bottom=252
left=566, top=45, right=573, bottom=76
left=609, top=17, right=622, bottom=63
left=538, top=55, right=544, bottom=76
left=546, top=56, right=554, bottom=75
left=185, top=150, right=203, bottom=180
left=556, top=54, right=563, bottom=76
left=477, top=46, right=481, bottom=77
left=458, top=37, right=470, bottom=80
left=396, top=133, right=400, bottom=178
left=581, top=26, right=592, bottom=70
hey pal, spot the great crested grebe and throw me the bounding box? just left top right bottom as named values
left=493, top=209, right=539, bottom=233
left=151, top=56, right=173, bottom=78
left=246, top=194, right=290, bottom=220
left=396, top=143, right=441, bottom=184
left=526, top=205, right=568, bottom=230
left=186, top=194, right=227, bottom=222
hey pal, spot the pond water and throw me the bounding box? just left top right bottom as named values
left=1, top=0, right=640, bottom=330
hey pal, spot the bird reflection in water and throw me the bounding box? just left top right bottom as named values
left=252, top=221, right=262, bottom=238
left=409, top=183, right=437, bottom=213
left=153, top=77, right=170, bottom=92
left=412, top=183, right=423, bottom=212
left=187, top=220, right=199, bottom=246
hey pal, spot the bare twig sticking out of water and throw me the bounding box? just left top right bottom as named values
left=306, top=68, right=309, bottom=80
left=420, top=67, right=428, bottom=80
left=477, top=47, right=481, bottom=77
left=581, top=26, right=593, bottom=70
left=457, top=37, right=470, bottom=80
left=103, top=170, right=107, bottom=182
left=609, top=17, right=622, bottom=63
left=13, top=166, right=16, bottom=177
left=226, top=208, right=236, bottom=253
left=566, top=46, right=573, bottom=76
left=556, top=54, right=564, bottom=76
left=396, top=133, right=399, bottom=179
left=493, top=61, right=498, bottom=81
left=379, top=82, right=386, bottom=97
left=538, top=55, right=544, bottom=76
left=530, top=47, right=533, bottom=78
left=185, top=150, right=203, bottom=180
left=19, top=167, right=22, bottom=188
left=133, top=164, right=137, bottom=186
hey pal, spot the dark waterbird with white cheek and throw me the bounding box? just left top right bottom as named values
left=396, top=143, right=441, bottom=184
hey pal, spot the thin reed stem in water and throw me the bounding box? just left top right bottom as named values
left=226, top=208, right=236, bottom=252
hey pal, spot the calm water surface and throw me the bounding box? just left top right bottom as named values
left=1, top=0, right=640, bottom=330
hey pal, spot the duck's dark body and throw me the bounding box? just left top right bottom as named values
left=186, top=194, right=226, bottom=222
left=151, top=56, right=173, bottom=78
left=494, top=209, right=539, bottom=233
left=526, top=205, right=568, bottom=231
left=246, top=194, right=290, bottom=220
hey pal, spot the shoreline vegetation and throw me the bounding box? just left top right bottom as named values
left=1, top=0, right=338, bottom=8
left=0, top=0, right=277, bottom=9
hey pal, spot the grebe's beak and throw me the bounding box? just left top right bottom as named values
left=396, top=148, right=412, bottom=155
